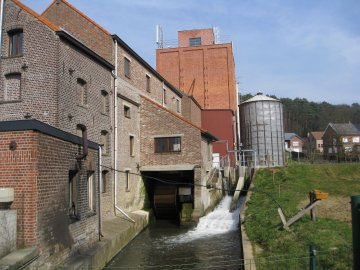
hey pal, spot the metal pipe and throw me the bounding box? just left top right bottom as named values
left=0, top=0, right=4, bottom=58
left=114, top=39, right=118, bottom=216
left=98, top=146, right=103, bottom=240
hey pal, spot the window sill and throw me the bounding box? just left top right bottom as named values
left=0, top=99, right=23, bottom=104
left=154, top=151, right=181, bottom=155
left=1, top=54, right=24, bottom=60
left=77, top=104, right=89, bottom=109
left=86, top=210, right=96, bottom=218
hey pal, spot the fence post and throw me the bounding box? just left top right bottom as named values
left=309, top=244, right=316, bottom=270
left=351, top=195, right=360, bottom=270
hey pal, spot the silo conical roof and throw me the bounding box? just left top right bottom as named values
left=241, top=92, right=280, bottom=104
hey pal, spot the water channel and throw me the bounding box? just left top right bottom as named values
left=105, top=196, right=243, bottom=270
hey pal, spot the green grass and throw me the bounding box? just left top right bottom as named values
left=244, top=163, right=360, bottom=269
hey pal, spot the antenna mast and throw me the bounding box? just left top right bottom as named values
left=156, top=25, right=163, bottom=48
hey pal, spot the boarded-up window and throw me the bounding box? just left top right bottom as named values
left=124, top=57, right=131, bottom=78
left=130, top=135, right=134, bottom=156
left=4, top=73, right=21, bottom=101
left=146, top=74, right=151, bottom=92
left=101, top=130, right=109, bottom=155
left=189, top=37, right=201, bottom=47
left=77, top=78, right=87, bottom=105
left=101, top=90, right=109, bottom=114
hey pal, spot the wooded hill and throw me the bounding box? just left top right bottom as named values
left=240, top=93, right=360, bottom=137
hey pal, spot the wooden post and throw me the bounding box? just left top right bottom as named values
left=310, top=191, right=316, bottom=221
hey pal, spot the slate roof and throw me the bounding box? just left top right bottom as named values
left=285, top=133, right=297, bottom=141
left=330, top=122, right=360, bottom=135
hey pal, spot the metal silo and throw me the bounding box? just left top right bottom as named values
left=240, top=93, right=285, bottom=167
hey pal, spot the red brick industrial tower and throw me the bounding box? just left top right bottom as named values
left=156, top=28, right=239, bottom=166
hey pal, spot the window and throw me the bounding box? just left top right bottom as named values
left=4, top=73, right=21, bottom=101
left=101, top=130, right=109, bottom=155
left=125, top=170, right=130, bottom=191
left=154, top=137, right=181, bottom=153
left=189, top=37, right=201, bottom=47
left=163, top=89, right=167, bottom=105
left=124, top=105, right=131, bottom=118
left=101, top=170, right=108, bottom=193
left=88, top=172, right=94, bottom=211
left=292, top=141, right=299, bottom=147
left=342, top=137, right=348, bottom=143
left=124, top=57, right=130, bottom=78
left=77, top=78, right=87, bottom=106
left=146, top=75, right=151, bottom=92
left=130, top=135, right=134, bottom=156
left=69, top=171, right=78, bottom=219
left=9, top=30, right=23, bottom=57
left=353, top=137, right=360, bottom=143
left=176, top=99, right=180, bottom=113
left=101, top=90, right=109, bottom=114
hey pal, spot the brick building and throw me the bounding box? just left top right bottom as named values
left=307, top=131, right=324, bottom=153
left=156, top=28, right=239, bottom=167
left=284, top=133, right=304, bottom=153
left=323, top=122, right=360, bottom=160
left=0, top=120, right=101, bottom=266
left=0, top=1, right=221, bottom=266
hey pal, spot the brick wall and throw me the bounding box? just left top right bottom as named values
left=116, top=45, right=182, bottom=115
left=181, top=95, right=201, bottom=127
left=178, top=29, right=215, bottom=47
left=0, top=131, right=38, bottom=247
left=140, top=96, right=202, bottom=166
left=0, top=0, right=59, bottom=125
left=0, top=129, right=100, bottom=266
left=156, top=43, right=237, bottom=112
left=42, top=0, right=113, bottom=64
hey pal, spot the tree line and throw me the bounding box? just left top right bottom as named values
left=240, top=93, right=360, bottom=138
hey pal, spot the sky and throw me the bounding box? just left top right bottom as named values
left=21, top=0, right=360, bottom=105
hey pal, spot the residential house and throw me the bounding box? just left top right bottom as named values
left=323, top=122, right=360, bottom=160
left=284, top=133, right=304, bottom=153
left=307, top=131, right=324, bottom=153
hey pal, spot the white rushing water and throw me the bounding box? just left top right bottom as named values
left=168, top=195, right=240, bottom=243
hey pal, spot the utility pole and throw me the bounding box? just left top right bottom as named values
left=351, top=195, right=360, bottom=270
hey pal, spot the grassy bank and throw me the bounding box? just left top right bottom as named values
left=244, top=163, right=360, bottom=269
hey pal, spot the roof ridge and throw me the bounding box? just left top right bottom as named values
left=13, top=0, right=60, bottom=31
left=46, top=0, right=110, bottom=35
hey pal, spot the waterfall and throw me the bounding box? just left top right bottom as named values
left=168, top=195, right=240, bottom=243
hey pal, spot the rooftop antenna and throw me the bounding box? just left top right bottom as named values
left=213, top=26, right=220, bottom=44
left=156, top=25, right=163, bottom=48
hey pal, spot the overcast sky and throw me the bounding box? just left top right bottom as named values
left=22, top=0, right=360, bottom=105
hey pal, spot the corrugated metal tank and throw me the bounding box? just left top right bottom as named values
left=240, top=93, right=285, bottom=167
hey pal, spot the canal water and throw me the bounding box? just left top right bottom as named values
left=105, top=196, right=243, bottom=270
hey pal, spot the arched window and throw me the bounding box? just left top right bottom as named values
left=101, top=130, right=109, bottom=155
left=101, top=90, right=109, bottom=114
left=77, top=78, right=87, bottom=106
